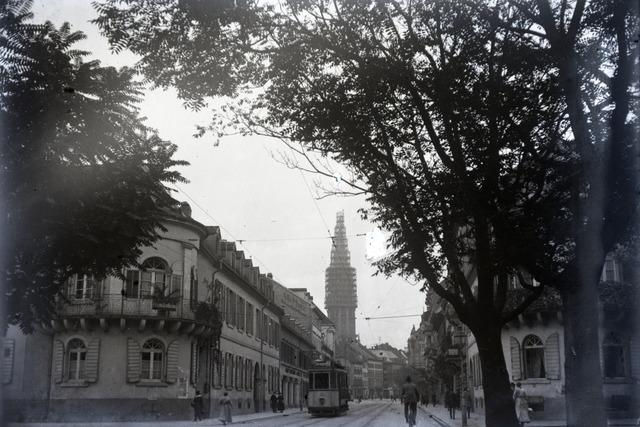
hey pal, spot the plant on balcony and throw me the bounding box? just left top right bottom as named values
left=194, top=301, right=222, bottom=336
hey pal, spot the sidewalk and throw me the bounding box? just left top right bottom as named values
left=419, top=403, right=484, bottom=427
left=418, top=404, right=639, bottom=427
left=8, top=407, right=304, bottom=427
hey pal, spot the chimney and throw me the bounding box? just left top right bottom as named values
left=179, top=202, right=192, bottom=218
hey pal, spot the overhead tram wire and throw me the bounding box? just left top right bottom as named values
left=358, top=314, right=423, bottom=320
left=172, top=185, right=275, bottom=275
left=297, top=169, right=336, bottom=248
left=236, top=233, right=366, bottom=243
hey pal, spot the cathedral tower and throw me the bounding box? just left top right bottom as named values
left=325, top=211, right=357, bottom=340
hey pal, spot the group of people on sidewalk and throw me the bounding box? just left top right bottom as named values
left=269, top=392, right=286, bottom=413
left=191, top=390, right=233, bottom=425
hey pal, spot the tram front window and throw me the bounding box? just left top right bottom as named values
left=330, top=372, right=336, bottom=388
left=314, top=373, right=329, bottom=389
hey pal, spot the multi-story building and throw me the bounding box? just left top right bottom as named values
left=290, top=288, right=336, bottom=362
left=370, top=343, right=407, bottom=398
left=3, top=203, right=283, bottom=421
left=272, top=280, right=314, bottom=408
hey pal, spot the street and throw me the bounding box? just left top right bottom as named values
left=9, top=401, right=442, bottom=427
left=239, top=401, right=438, bottom=427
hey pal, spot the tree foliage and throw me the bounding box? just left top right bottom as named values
left=0, top=0, right=187, bottom=331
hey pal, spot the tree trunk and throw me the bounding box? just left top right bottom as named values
left=561, top=260, right=607, bottom=427
left=475, top=325, right=519, bottom=427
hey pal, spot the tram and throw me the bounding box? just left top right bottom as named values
left=307, top=361, right=350, bottom=416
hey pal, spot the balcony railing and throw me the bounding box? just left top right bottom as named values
left=57, top=293, right=217, bottom=326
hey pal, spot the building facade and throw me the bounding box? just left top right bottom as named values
left=419, top=254, right=640, bottom=422
left=3, top=204, right=283, bottom=421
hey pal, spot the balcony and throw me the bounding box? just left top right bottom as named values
left=43, top=294, right=221, bottom=336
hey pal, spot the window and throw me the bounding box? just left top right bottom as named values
left=236, top=356, right=243, bottom=390
left=263, top=313, right=268, bottom=343
left=523, top=335, right=546, bottom=379
left=237, top=296, right=245, bottom=331
left=314, top=372, right=329, bottom=389
left=67, top=339, right=86, bottom=380
left=603, top=333, right=627, bottom=378
left=125, top=257, right=177, bottom=299
left=256, top=308, right=261, bottom=339
left=141, top=339, right=164, bottom=380
left=602, top=258, right=621, bottom=282
left=68, top=275, right=99, bottom=300
left=246, top=303, right=254, bottom=335
left=213, top=349, right=222, bottom=388
left=141, top=257, right=168, bottom=297
left=228, top=291, right=237, bottom=327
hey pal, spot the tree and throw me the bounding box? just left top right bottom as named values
left=470, top=1, right=639, bottom=425
left=93, top=0, right=638, bottom=425
left=0, top=0, right=187, bottom=331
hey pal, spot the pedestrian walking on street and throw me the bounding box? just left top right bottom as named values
left=270, top=393, right=278, bottom=413
left=219, top=392, right=233, bottom=425
left=431, top=393, right=437, bottom=407
left=462, top=388, right=471, bottom=418
left=513, top=382, right=531, bottom=426
left=401, top=376, right=418, bottom=426
left=191, top=390, right=204, bottom=422
left=445, top=389, right=456, bottom=419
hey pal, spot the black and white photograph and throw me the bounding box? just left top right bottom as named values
left=1, top=0, right=639, bottom=426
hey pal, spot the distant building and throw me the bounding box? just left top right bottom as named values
left=370, top=343, right=407, bottom=398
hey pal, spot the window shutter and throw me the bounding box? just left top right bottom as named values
left=510, top=337, right=522, bottom=381
left=171, top=275, right=182, bottom=296
left=166, top=340, right=180, bottom=384
left=630, top=339, right=640, bottom=380
left=53, top=340, right=64, bottom=383
left=545, top=333, right=561, bottom=380
left=3, top=339, right=15, bottom=385
left=126, top=338, right=141, bottom=383
left=85, top=339, right=100, bottom=383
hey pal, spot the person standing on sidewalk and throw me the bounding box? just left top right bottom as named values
left=270, top=393, right=278, bottom=413
left=218, top=392, right=233, bottom=425
left=513, top=382, right=530, bottom=427
left=401, top=376, right=418, bottom=425
left=277, top=393, right=285, bottom=412
left=191, top=390, right=204, bottom=422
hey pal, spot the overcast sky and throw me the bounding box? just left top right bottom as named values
left=32, top=0, right=426, bottom=350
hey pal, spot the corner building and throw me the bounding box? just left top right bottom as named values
left=3, top=204, right=282, bottom=422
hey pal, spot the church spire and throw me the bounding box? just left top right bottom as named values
left=325, top=211, right=358, bottom=341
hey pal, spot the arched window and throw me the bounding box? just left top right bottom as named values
left=141, top=339, right=164, bottom=380
left=523, top=335, right=546, bottom=378
left=603, top=333, right=627, bottom=378
left=67, top=339, right=86, bottom=380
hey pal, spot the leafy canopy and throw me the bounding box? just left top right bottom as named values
left=1, top=0, right=187, bottom=331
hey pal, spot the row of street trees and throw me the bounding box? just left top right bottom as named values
left=0, top=0, right=187, bottom=331
left=93, top=1, right=639, bottom=425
